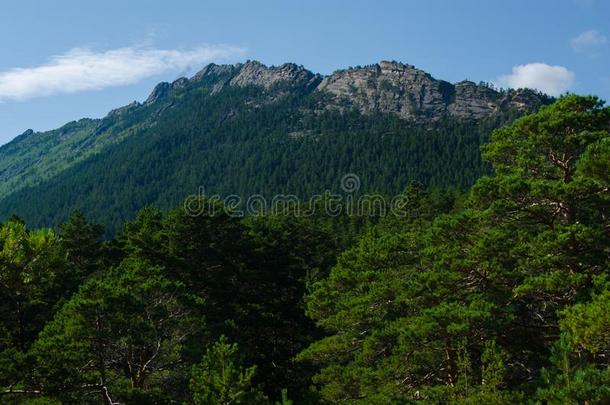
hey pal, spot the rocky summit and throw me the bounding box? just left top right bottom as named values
left=317, top=61, right=549, bottom=120
left=0, top=59, right=551, bottom=235
left=148, top=60, right=549, bottom=121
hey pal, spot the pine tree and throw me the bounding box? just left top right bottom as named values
left=189, top=336, right=269, bottom=405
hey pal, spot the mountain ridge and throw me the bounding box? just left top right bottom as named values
left=140, top=59, right=550, bottom=121
left=0, top=60, right=552, bottom=233
left=4, top=59, right=550, bottom=146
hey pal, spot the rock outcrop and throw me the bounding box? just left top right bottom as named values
left=191, top=63, right=238, bottom=81
left=229, top=61, right=322, bottom=91
left=317, top=61, right=454, bottom=120
left=317, top=61, right=548, bottom=120
left=148, top=60, right=550, bottom=122
left=145, top=77, right=191, bottom=105
left=449, top=80, right=500, bottom=119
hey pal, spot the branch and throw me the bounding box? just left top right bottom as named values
left=0, top=388, right=42, bottom=396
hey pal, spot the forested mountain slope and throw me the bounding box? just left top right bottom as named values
left=0, top=61, right=551, bottom=233
left=1, top=95, right=608, bottom=404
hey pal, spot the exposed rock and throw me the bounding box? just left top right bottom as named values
left=191, top=63, right=238, bottom=82
left=183, top=63, right=240, bottom=95
left=448, top=81, right=500, bottom=119
left=145, top=82, right=171, bottom=105
left=230, top=61, right=322, bottom=91
left=144, top=60, right=549, bottom=121
left=144, top=78, right=189, bottom=106
left=108, top=101, right=141, bottom=116
left=171, top=77, right=189, bottom=90
left=317, top=61, right=455, bottom=120
left=317, top=61, right=548, bottom=121
left=502, top=88, right=549, bottom=111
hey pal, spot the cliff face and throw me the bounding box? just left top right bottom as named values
left=316, top=61, right=549, bottom=120
left=317, top=61, right=453, bottom=120
left=0, top=59, right=552, bottom=233
left=160, top=60, right=549, bottom=122
left=229, top=61, right=322, bottom=91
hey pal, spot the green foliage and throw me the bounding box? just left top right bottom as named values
left=536, top=336, right=610, bottom=404
left=301, top=95, right=610, bottom=403
left=58, top=210, right=107, bottom=291
left=0, top=67, right=528, bottom=236
left=0, top=95, right=607, bottom=404
left=535, top=277, right=610, bottom=404
left=27, top=257, right=200, bottom=403
left=189, top=336, right=269, bottom=405
left=0, top=220, right=69, bottom=352
left=561, top=284, right=610, bottom=355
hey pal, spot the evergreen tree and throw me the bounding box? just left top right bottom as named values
left=300, top=95, right=610, bottom=402
left=25, top=257, right=202, bottom=404
left=189, top=336, right=269, bottom=405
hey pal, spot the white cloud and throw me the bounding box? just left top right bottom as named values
left=0, top=45, right=245, bottom=102
left=495, top=63, right=575, bottom=96
left=570, top=29, right=607, bottom=52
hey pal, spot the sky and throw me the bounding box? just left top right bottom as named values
left=0, top=0, right=608, bottom=145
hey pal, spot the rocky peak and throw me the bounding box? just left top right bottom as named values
left=377, top=60, right=431, bottom=80
left=149, top=61, right=322, bottom=103
left=171, top=77, right=189, bottom=90
left=448, top=81, right=501, bottom=119
left=317, top=61, right=454, bottom=120
left=142, top=60, right=548, bottom=121
left=230, top=61, right=322, bottom=91
left=21, top=129, right=35, bottom=138
left=145, top=82, right=171, bottom=105
left=317, top=61, right=547, bottom=121
left=145, top=77, right=190, bottom=105
left=191, top=63, right=238, bottom=82
left=502, top=88, right=550, bottom=111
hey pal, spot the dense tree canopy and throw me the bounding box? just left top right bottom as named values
left=0, top=80, right=523, bottom=237
left=300, top=95, right=610, bottom=403
left=0, top=95, right=607, bottom=404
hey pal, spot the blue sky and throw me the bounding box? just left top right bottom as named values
left=0, top=0, right=608, bottom=145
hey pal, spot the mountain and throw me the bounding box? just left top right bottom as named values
left=0, top=60, right=551, bottom=234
